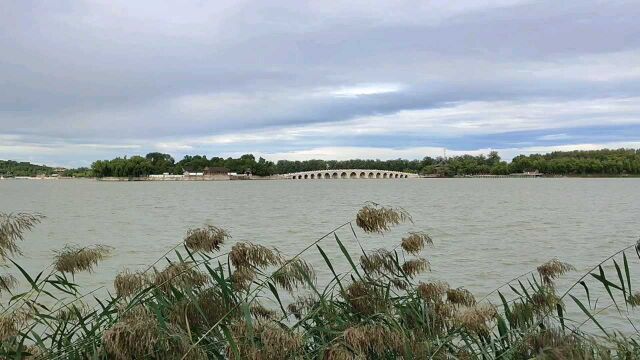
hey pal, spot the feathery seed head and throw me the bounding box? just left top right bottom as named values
left=360, top=249, right=396, bottom=276
left=355, top=203, right=411, bottom=233
left=230, top=242, right=282, bottom=269
left=153, top=262, right=209, bottom=291
left=343, top=324, right=404, bottom=356
left=0, top=273, right=17, bottom=294
left=455, top=304, right=497, bottom=335
left=230, top=266, right=256, bottom=291
left=114, top=269, right=149, bottom=298
left=401, top=258, right=430, bottom=278
left=447, top=288, right=476, bottom=306
left=417, top=281, right=450, bottom=303
left=54, top=244, right=112, bottom=274
left=273, top=258, right=315, bottom=292
left=184, top=225, right=229, bottom=253
left=401, top=231, right=432, bottom=255
left=0, top=212, right=44, bottom=260
left=537, top=259, right=574, bottom=286
left=343, top=280, right=389, bottom=315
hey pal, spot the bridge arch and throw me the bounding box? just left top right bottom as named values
left=349, top=172, right=357, bottom=179
left=340, top=172, right=347, bottom=179
left=324, top=173, right=331, bottom=179
left=376, top=172, right=381, bottom=178
left=383, top=173, right=388, bottom=179
left=310, top=174, right=314, bottom=179
left=368, top=172, right=374, bottom=178
left=332, top=172, right=338, bottom=179
left=317, top=173, right=322, bottom=179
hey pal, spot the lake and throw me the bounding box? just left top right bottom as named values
left=1, top=178, right=639, bottom=331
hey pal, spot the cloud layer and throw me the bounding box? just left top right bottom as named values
left=1, top=0, right=639, bottom=166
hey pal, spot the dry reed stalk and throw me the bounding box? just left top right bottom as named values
left=0, top=273, right=17, bottom=293
left=273, top=258, right=315, bottom=292
left=343, top=324, right=404, bottom=356
left=355, top=203, right=411, bottom=233
left=359, top=249, right=396, bottom=276
left=446, top=288, right=476, bottom=306
left=153, top=262, right=209, bottom=291
left=628, top=292, right=640, bottom=307
left=0, top=212, right=44, bottom=260
left=343, top=281, right=389, bottom=315
left=250, top=302, right=277, bottom=320
left=417, top=281, right=450, bottom=303
left=287, top=295, right=318, bottom=320
left=169, top=288, right=231, bottom=332
left=53, top=244, right=112, bottom=274
left=103, top=307, right=206, bottom=360
left=454, top=304, right=497, bottom=335
left=184, top=225, right=229, bottom=253
left=114, top=269, right=149, bottom=298
left=324, top=343, right=361, bottom=360
left=230, top=266, right=256, bottom=291
left=229, top=320, right=304, bottom=360
left=401, top=258, right=430, bottom=277
left=230, top=242, right=283, bottom=269
left=401, top=231, right=432, bottom=255
left=537, top=259, right=575, bottom=286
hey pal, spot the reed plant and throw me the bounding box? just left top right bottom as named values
left=0, top=202, right=639, bottom=359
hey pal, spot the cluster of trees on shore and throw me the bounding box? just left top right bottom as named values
left=3, top=148, right=640, bottom=178
left=0, top=160, right=54, bottom=177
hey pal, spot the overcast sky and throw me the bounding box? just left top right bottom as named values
left=2, top=1, right=640, bottom=167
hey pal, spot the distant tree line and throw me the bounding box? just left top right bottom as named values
left=0, top=160, right=53, bottom=177
left=4, top=148, right=640, bottom=178
left=424, top=149, right=640, bottom=176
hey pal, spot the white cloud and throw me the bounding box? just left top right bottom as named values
left=254, top=141, right=640, bottom=162
left=325, top=83, right=404, bottom=98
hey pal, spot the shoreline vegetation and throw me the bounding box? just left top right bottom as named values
left=1, top=204, right=640, bottom=358
left=2, top=148, right=640, bottom=180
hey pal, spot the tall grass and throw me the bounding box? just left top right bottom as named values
left=0, top=203, right=639, bottom=359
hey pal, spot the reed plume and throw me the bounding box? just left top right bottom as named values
left=343, top=324, right=404, bottom=356
left=53, top=244, right=112, bottom=274
left=184, top=225, right=229, bottom=253
left=355, top=203, right=411, bottom=233
left=0, top=212, right=44, bottom=260
left=401, top=258, right=430, bottom=278
left=360, top=249, right=396, bottom=276
left=153, top=262, right=209, bottom=291
left=230, top=242, right=282, bottom=269
left=0, top=273, right=17, bottom=293
left=417, top=281, right=449, bottom=303
left=537, top=259, right=574, bottom=286
left=401, top=231, right=432, bottom=255
left=273, top=258, right=315, bottom=292
left=102, top=308, right=205, bottom=360
left=114, top=269, right=149, bottom=298
left=343, top=280, right=389, bottom=315
left=231, top=266, right=257, bottom=291
left=446, top=287, right=476, bottom=306
left=454, top=304, right=497, bottom=335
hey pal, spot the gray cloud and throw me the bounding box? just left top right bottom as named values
left=1, top=0, right=639, bottom=165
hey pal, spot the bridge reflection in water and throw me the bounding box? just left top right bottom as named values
left=283, top=169, right=418, bottom=180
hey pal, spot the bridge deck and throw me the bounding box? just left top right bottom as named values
left=283, top=169, right=418, bottom=179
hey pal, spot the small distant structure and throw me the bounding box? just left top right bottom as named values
left=149, top=173, right=184, bottom=181
left=204, top=167, right=229, bottom=176
left=183, top=170, right=204, bottom=179
left=204, top=167, right=231, bottom=180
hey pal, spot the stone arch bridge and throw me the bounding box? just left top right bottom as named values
left=283, top=169, right=418, bottom=180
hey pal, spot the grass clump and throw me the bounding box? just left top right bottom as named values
left=1, top=205, right=640, bottom=359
